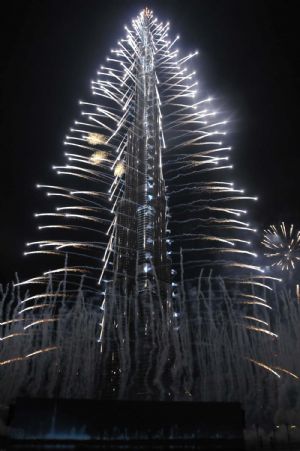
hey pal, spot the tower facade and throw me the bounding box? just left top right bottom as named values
left=113, top=9, right=171, bottom=299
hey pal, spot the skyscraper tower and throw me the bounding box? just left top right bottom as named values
left=113, top=8, right=170, bottom=299
left=100, top=10, right=172, bottom=396
left=11, top=7, right=276, bottom=400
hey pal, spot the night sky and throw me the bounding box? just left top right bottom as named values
left=0, top=0, right=299, bottom=283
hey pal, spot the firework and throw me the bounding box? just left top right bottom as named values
left=113, top=161, right=125, bottom=177
left=86, top=133, right=107, bottom=146
left=262, top=222, right=300, bottom=271
left=26, top=9, right=264, bottom=289
left=89, top=150, right=108, bottom=165
left=3, top=9, right=277, bottom=386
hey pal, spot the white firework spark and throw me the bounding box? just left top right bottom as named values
left=262, top=222, right=300, bottom=271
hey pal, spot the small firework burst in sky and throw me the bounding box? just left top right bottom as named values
left=262, top=222, right=300, bottom=271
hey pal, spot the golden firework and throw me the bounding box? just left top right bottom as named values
left=86, top=133, right=107, bottom=146
left=89, top=151, right=108, bottom=165
left=114, top=161, right=125, bottom=177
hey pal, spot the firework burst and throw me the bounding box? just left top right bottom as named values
left=262, top=222, right=300, bottom=271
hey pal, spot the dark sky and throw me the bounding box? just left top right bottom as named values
left=0, top=0, right=299, bottom=283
